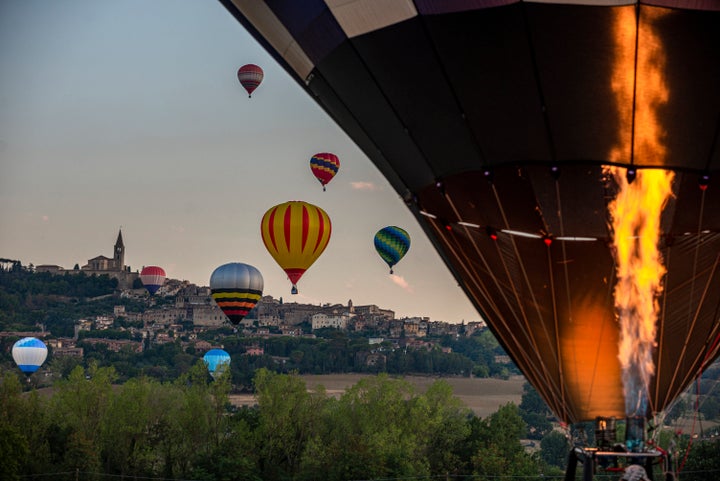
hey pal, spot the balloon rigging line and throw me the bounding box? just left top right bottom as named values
left=654, top=244, right=671, bottom=413
left=545, top=237, right=568, bottom=422
left=663, top=188, right=711, bottom=408
left=488, top=185, right=570, bottom=415
left=664, top=253, right=720, bottom=410
left=438, top=193, right=564, bottom=412
left=532, top=177, right=569, bottom=420
left=553, top=179, right=570, bottom=423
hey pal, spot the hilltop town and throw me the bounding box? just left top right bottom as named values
left=1, top=229, right=496, bottom=375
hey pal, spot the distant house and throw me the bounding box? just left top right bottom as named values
left=193, top=340, right=212, bottom=352
left=83, top=338, right=143, bottom=353
left=245, top=345, right=264, bottom=356
left=35, top=265, right=64, bottom=274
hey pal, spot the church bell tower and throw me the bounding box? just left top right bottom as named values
left=114, top=229, right=125, bottom=271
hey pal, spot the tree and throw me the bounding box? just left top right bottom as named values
left=520, top=382, right=551, bottom=415
left=681, top=439, right=720, bottom=481
left=540, top=430, right=570, bottom=468
left=699, top=397, right=720, bottom=421
left=49, top=362, right=116, bottom=472
left=298, top=373, right=432, bottom=481
left=471, top=403, right=541, bottom=479
left=253, top=369, right=324, bottom=479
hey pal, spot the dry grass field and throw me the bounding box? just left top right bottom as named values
left=230, top=374, right=526, bottom=418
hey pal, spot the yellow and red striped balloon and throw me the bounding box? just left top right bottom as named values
left=260, top=201, right=331, bottom=294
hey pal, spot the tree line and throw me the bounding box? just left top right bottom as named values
left=1, top=364, right=555, bottom=481
left=2, top=364, right=717, bottom=481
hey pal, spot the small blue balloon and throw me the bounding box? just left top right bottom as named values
left=203, top=349, right=231, bottom=380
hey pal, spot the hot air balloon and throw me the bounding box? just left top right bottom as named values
left=237, top=64, right=263, bottom=98
left=310, top=152, right=340, bottom=191
left=226, top=0, right=720, bottom=436
left=261, top=201, right=331, bottom=294
left=12, top=337, right=48, bottom=375
left=203, top=349, right=231, bottom=380
left=140, top=266, right=166, bottom=296
left=210, top=263, right=263, bottom=325
left=374, top=226, right=410, bottom=274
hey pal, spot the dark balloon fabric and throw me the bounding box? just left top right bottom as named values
left=223, top=0, right=720, bottom=423
left=374, top=226, right=410, bottom=274
left=210, top=263, right=264, bottom=324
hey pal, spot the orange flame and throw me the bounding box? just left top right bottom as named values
left=606, top=7, right=674, bottom=417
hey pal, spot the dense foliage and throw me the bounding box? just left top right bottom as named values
left=0, top=264, right=123, bottom=336
left=0, top=365, right=553, bottom=481
left=2, top=365, right=714, bottom=481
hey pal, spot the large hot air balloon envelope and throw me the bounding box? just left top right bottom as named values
left=374, top=226, right=410, bottom=274
left=261, top=201, right=331, bottom=294
left=203, top=349, right=231, bottom=380
left=237, top=64, right=263, bottom=97
left=140, top=266, right=166, bottom=295
left=310, top=152, right=340, bottom=191
left=12, top=337, right=48, bottom=374
left=223, top=1, right=720, bottom=424
left=210, top=263, right=263, bottom=325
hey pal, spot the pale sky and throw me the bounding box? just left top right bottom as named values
left=0, top=0, right=480, bottom=323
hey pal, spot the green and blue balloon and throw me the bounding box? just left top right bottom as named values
left=374, top=226, right=410, bottom=274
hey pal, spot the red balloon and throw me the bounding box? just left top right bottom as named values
left=237, top=64, right=264, bottom=98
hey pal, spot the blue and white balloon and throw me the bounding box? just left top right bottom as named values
left=12, top=337, right=48, bottom=374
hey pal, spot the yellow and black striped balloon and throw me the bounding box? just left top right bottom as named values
left=210, top=263, right=263, bottom=324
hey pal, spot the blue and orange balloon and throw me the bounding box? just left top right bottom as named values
left=237, top=64, right=264, bottom=98
left=210, top=263, right=263, bottom=325
left=140, top=266, right=166, bottom=296
left=310, top=152, right=340, bottom=191
left=261, top=201, right=331, bottom=294
left=203, top=349, right=231, bottom=380
left=12, top=337, right=48, bottom=375
left=374, top=226, right=410, bottom=274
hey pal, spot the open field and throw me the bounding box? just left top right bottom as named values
left=229, top=374, right=526, bottom=418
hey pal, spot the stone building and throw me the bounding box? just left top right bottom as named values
left=80, top=229, right=138, bottom=289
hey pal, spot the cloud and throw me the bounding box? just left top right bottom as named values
left=390, top=274, right=413, bottom=293
left=170, top=225, right=186, bottom=233
left=350, top=181, right=377, bottom=191
left=41, top=215, right=49, bottom=222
